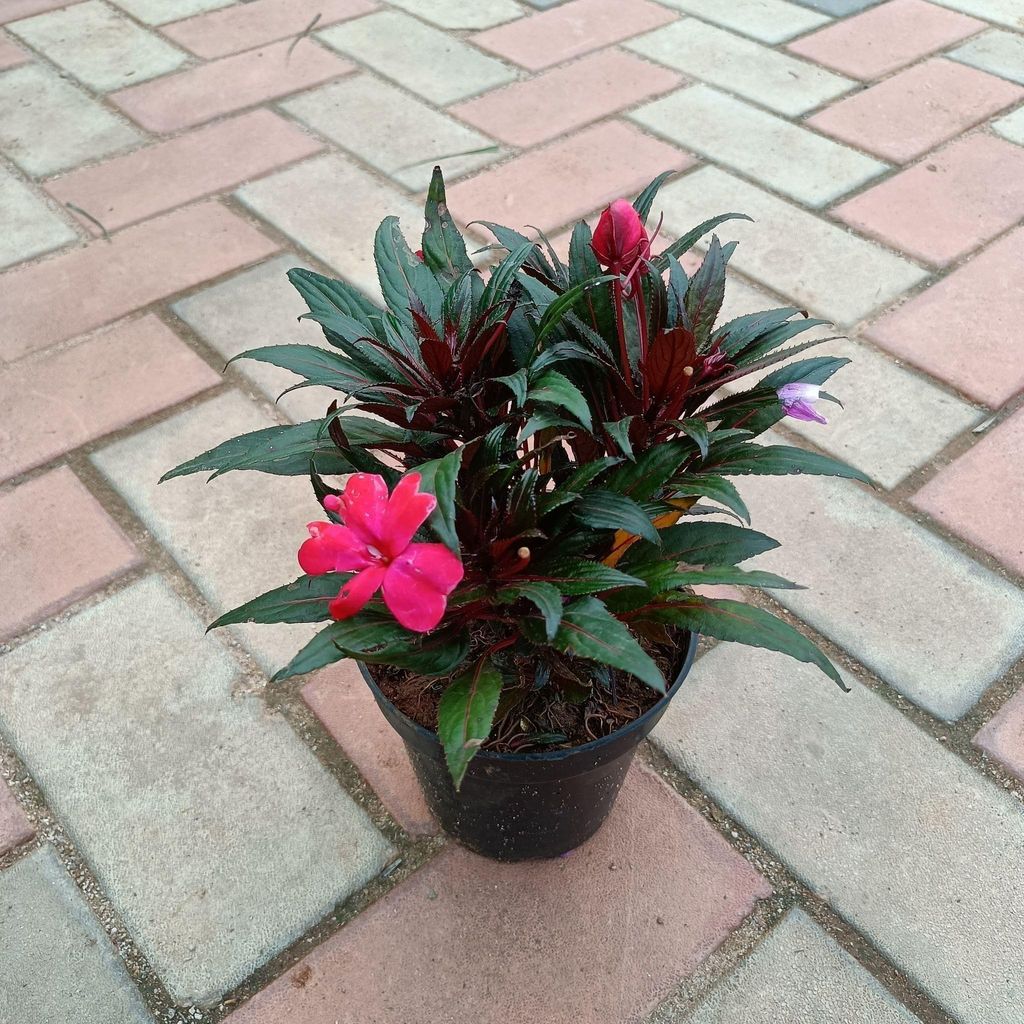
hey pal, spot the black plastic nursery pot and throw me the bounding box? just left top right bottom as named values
left=359, top=630, right=699, bottom=862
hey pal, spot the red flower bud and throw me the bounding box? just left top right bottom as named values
left=591, top=199, right=650, bottom=276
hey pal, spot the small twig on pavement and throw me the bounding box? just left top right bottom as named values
left=396, top=144, right=501, bottom=170
left=65, top=202, right=110, bottom=242
left=286, top=13, right=321, bottom=61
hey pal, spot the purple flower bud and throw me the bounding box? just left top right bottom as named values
left=777, top=382, right=827, bottom=425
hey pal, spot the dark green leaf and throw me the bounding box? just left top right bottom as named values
left=669, top=475, right=749, bottom=523
left=527, top=558, right=646, bottom=595
left=528, top=369, right=592, bottom=430
left=635, top=521, right=780, bottom=567
left=271, top=617, right=412, bottom=682
left=605, top=440, right=688, bottom=501
left=422, top=167, right=474, bottom=284
left=210, top=574, right=347, bottom=629
left=632, top=171, right=674, bottom=224
left=709, top=443, right=872, bottom=485
left=685, top=235, right=727, bottom=350
left=229, top=345, right=370, bottom=395
left=288, top=267, right=382, bottom=340
left=495, top=368, right=529, bottom=407
left=416, top=447, right=464, bottom=552
left=375, top=215, right=444, bottom=328
left=498, top=581, right=563, bottom=641
left=654, top=212, right=753, bottom=270
left=535, top=274, right=617, bottom=343
left=575, top=489, right=660, bottom=545
left=438, top=657, right=504, bottom=789
left=481, top=241, right=536, bottom=312
left=675, top=418, right=709, bottom=459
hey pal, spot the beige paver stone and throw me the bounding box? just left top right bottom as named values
left=111, top=38, right=352, bottom=133
left=0, top=316, right=220, bottom=481
left=225, top=766, right=771, bottom=1024
left=282, top=74, right=500, bottom=191
left=171, top=253, right=329, bottom=423
left=993, top=103, right=1024, bottom=143
left=0, top=847, right=155, bottom=1023
left=0, top=200, right=278, bottom=361
left=655, top=0, right=830, bottom=43
left=631, top=84, right=886, bottom=207
left=161, top=0, right=378, bottom=59
left=451, top=49, right=682, bottom=149
left=92, top=390, right=326, bottom=673
left=626, top=18, right=854, bottom=117
left=0, top=164, right=76, bottom=269
left=657, top=166, right=927, bottom=326
left=680, top=910, right=922, bottom=1023
left=912, top=406, right=1024, bottom=576
left=778, top=337, right=981, bottom=488
left=807, top=59, right=1023, bottom=163
left=386, top=0, right=524, bottom=29
left=787, top=0, right=984, bottom=79
left=472, top=0, right=676, bottom=71
left=0, top=577, right=394, bottom=1004
left=0, top=64, right=142, bottom=176
left=8, top=0, right=188, bottom=92
left=654, top=643, right=1024, bottom=1024
left=1, top=0, right=68, bottom=22
left=237, top=152, right=421, bottom=304
left=45, top=109, right=323, bottom=235
left=319, top=10, right=515, bottom=104
left=950, top=29, right=1024, bottom=85
left=0, top=466, right=142, bottom=640
left=109, top=0, right=233, bottom=26
left=931, top=0, right=1024, bottom=29
left=738, top=464, right=1024, bottom=718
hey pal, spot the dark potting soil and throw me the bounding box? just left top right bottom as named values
left=369, top=631, right=685, bottom=755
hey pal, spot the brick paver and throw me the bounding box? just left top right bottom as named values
left=303, top=661, right=438, bottom=836
left=912, top=407, right=1024, bottom=575
left=226, top=766, right=770, bottom=1024
left=2, top=0, right=1024, bottom=1020
left=45, top=109, right=322, bottom=234
left=0, top=847, right=155, bottom=1024
left=0, top=576, right=393, bottom=1005
left=807, top=59, right=1022, bottom=162
left=654, top=644, right=1024, bottom=1024
left=0, top=466, right=141, bottom=640
left=0, top=316, right=220, bottom=481
left=787, top=0, right=984, bottom=79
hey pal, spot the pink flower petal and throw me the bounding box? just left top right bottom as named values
left=339, top=473, right=389, bottom=547
left=298, top=522, right=374, bottom=575
left=381, top=543, right=464, bottom=633
left=328, top=564, right=387, bottom=620
left=381, top=472, right=437, bottom=557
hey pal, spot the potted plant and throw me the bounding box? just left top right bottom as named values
left=164, top=168, right=863, bottom=861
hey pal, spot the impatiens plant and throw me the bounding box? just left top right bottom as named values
left=165, top=168, right=865, bottom=787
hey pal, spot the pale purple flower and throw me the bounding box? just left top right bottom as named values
left=777, top=382, right=827, bottom=425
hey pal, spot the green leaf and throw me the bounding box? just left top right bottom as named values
left=685, top=235, right=728, bottom=351
left=437, top=657, right=504, bottom=789
left=416, top=447, right=464, bottom=552
left=669, top=475, right=749, bottom=523
left=635, top=521, right=780, bottom=567
left=498, top=581, right=563, bottom=641
left=632, top=171, right=674, bottom=224
left=559, top=456, right=622, bottom=494
left=675, top=418, right=709, bottom=460
left=651, top=564, right=802, bottom=592
left=481, top=241, right=536, bottom=312
left=646, top=597, right=846, bottom=689
left=528, top=369, right=592, bottom=430
left=518, top=410, right=577, bottom=444
left=495, top=369, right=529, bottom=407
left=288, top=267, right=382, bottom=340
left=605, top=440, right=688, bottom=501
left=709, top=443, right=872, bottom=485
left=574, top=489, right=660, bottom=545
left=161, top=419, right=351, bottom=482
left=271, top=618, right=412, bottom=682
left=421, top=166, right=474, bottom=284
left=475, top=221, right=554, bottom=280
left=603, top=417, right=636, bottom=460
left=714, top=306, right=800, bottom=356
left=654, top=212, right=752, bottom=270
left=534, top=274, right=617, bottom=343
left=210, top=575, right=347, bottom=629
left=355, top=631, right=470, bottom=676
left=374, top=215, right=444, bottom=328
left=229, top=345, right=371, bottom=395
left=527, top=558, right=646, bottom=595
left=546, top=597, right=665, bottom=693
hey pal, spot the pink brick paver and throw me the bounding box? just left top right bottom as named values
left=912, top=408, right=1024, bottom=576
left=0, top=779, right=33, bottom=855
left=787, top=0, right=985, bottom=80
left=302, top=662, right=437, bottom=837
left=46, top=110, right=322, bottom=235
left=226, top=766, right=771, bottom=1024
left=161, top=0, right=377, bottom=59
left=808, top=59, right=1023, bottom=163
left=0, top=33, right=28, bottom=69
left=865, top=227, right=1024, bottom=408
left=110, top=39, right=354, bottom=133
left=975, top=688, right=1024, bottom=784
left=0, top=466, right=141, bottom=639
left=448, top=121, right=693, bottom=233
left=833, top=133, right=1024, bottom=267
left=450, top=49, right=682, bottom=148
left=0, top=316, right=220, bottom=481
left=0, top=201, right=277, bottom=361
left=473, top=0, right=676, bottom=71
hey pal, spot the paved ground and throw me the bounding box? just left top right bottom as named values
left=1, top=0, right=1023, bottom=1020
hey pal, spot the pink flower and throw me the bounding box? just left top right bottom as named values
left=591, top=199, right=651, bottom=277
left=299, top=473, right=464, bottom=633
left=777, top=382, right=827, bottom=425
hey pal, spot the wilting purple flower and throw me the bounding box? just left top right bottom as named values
left=777, top=382, right=827, bottom=425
